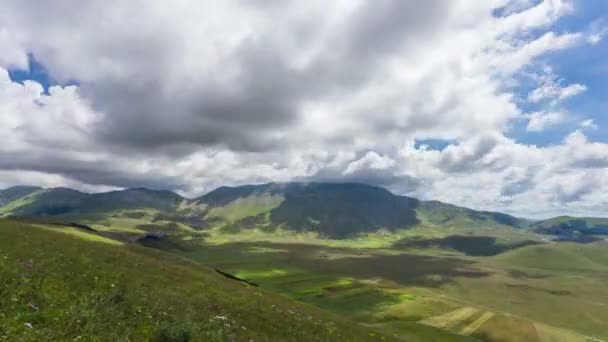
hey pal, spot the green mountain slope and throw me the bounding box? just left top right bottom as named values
left=0, top=219, right=397, bottom=341
left=494, top=241, right=608, bottom=274
left=0, top=186, right=42, bottom=206
left=0, top=187, right=185, bottom=218
left=416, top=200, right=528, bottom=229
left=531, top=216, right=608, bottom=238
left=6, top=182, right=607, bottom=241
left=1, top=187, right=89, bottom=216
left=196, top=182, right=529, bottom=238
left=197, top=183, right=420, bottom=238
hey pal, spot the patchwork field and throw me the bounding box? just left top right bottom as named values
left=141, top=231, right=608, bottom=342
left=5, top=209, right=608, bottom=341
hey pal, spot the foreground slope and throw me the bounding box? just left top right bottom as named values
left=0, top=219, right=390, bottom=341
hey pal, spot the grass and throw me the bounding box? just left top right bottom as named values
left=36, top=225, right=124, bottom=246
left=146, top=234, right=608, bottom=341
left=470, top=314, right=539, bottom=342
left=162, top=241, right=484, bottom=340
left=9, top=209, right=608, bottom=341
left=0, top=219, right=392, bottom=341
left=207, top=194, right=283, bottom=222
left=0, top=190, right=43, bottom=215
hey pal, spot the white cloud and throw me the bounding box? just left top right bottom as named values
left=525, top=111, right=566, bottom=131
left=587, top=19, right=608, bottom=45
left=0, top=0, right=606, bottom=217
left=528, top=82, right=587, bottom=103
left=580, top=119, right=598, bottom=129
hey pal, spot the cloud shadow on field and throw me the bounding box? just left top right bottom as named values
left=192, top=242, right=490, bottom=288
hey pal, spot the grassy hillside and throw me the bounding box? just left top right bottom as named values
left=532, top=216, right=608, bottom=239
left=200, top=183, right=419, bottom=238
left=145, top=234, right=608, bottom=341
left=196, top=183, right=534, bottom=239
left=1, top=187, right=88, bottom=216
left=0, top=186, right=41, bottom=206
left=0, top=182, right=540, bottom=240
left=0, top=188, right=184, bottom=218
left=0, top=219, right=393, bottom=341
left=416, top=200, right=527, bottom=229
left=494, top=241, right=608, bottom=274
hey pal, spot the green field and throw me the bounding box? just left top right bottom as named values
left=0, top=219, right=397, bottom=341
left=2, top=183, right=608, bottom=341
left=138, top=228, right=608, bottom=342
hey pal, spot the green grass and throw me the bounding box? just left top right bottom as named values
left=0, top=219, right=391, bottom=341
left=493, top=242, right=608, bottom=274
left=164, top=241, right=482, bottom=340
left=36, top=225, right=124, bottom=246
left=148, top=235, right=608, bottom=341
left=7, top=206, right=608, bottom=341
left=0, top=190, right=44, bottom=215
left=207, top=194, right=283, bottom=223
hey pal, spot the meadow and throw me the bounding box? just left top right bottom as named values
left=0, top=219, right=394, bottom=341
left=5, top=208, right=608, bottom=341
left=146, top=227, right=608, bottom=342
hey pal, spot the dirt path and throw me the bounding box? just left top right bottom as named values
left=460, top=311, right=494, bottom=335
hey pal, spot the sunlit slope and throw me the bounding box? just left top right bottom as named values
left=0, top=186, right=41, bottom=206
left=196, top=182, right=527, bottom=238
left=0, top=188, right=183, bottom=217
left=493, top=241, right=608, bottom=273
left=0, top=219, right=390, bottom=341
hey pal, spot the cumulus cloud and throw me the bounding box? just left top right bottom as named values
left=0, top=0, right=606, bottom=217
left=525, top=111, right=567, bottom=131
left=528, top=82, right=586, bottom=103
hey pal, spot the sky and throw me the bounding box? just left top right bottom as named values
left=0, top=0, right=607, bottom=218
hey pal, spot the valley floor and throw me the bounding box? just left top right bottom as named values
left=4, top=212, right=608, bottom=342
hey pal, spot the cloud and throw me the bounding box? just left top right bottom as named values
left=580, top=119, right=598, bottom=130
left=528, top=82, right=586, bottom=103
left=587, top=19, right=608, bottom=45
left=525, top=111, right=566, bottom=132
left=0, top=0, right=607, bottom=217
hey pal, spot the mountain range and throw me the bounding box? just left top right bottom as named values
left=1, top=182, right=606, bottom=239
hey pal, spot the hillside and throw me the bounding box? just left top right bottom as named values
left=198, top=183, right=420, bottom=238
left=0, top=186, right=42, bottom=206
left=3, top=182, right=605, bottom=241
left=0, top=187, right=184, bottom=218
left=531, top=216, right=608, bottom=240
left=415, top=200, right=528, bottom=229
left=196, top=182, right=525, bottom=238
left=0, top=219, right=396, bottom=341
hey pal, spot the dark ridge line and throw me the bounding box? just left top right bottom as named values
left=215, top=269, right=259, bottom=287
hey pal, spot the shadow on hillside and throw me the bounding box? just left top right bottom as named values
left=192, top=242, right=489, bottom=288
left=393, top=235, right=541, bottom=256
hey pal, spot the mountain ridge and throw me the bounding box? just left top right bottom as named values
left=1, top=181, right=605, bottom=238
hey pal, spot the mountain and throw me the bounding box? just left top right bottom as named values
left=0, top=186, right=41, bottom=206
left=0, top=182, right=527, bottom=237
left=0, top=187, right=185, bottom=217
left=531, top=216, right=608, bottom=240
left=416, top=200, right=529, bottom=229
left=5, top=181, right=606, bottom=240
left=0, top=187, right=88, bottom=216
left=196, top=182, right=526, bottom=238
left=198, top=182, right=420, bottom=237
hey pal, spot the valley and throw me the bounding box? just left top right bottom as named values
left=1, top=182, right=608, bottom=341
